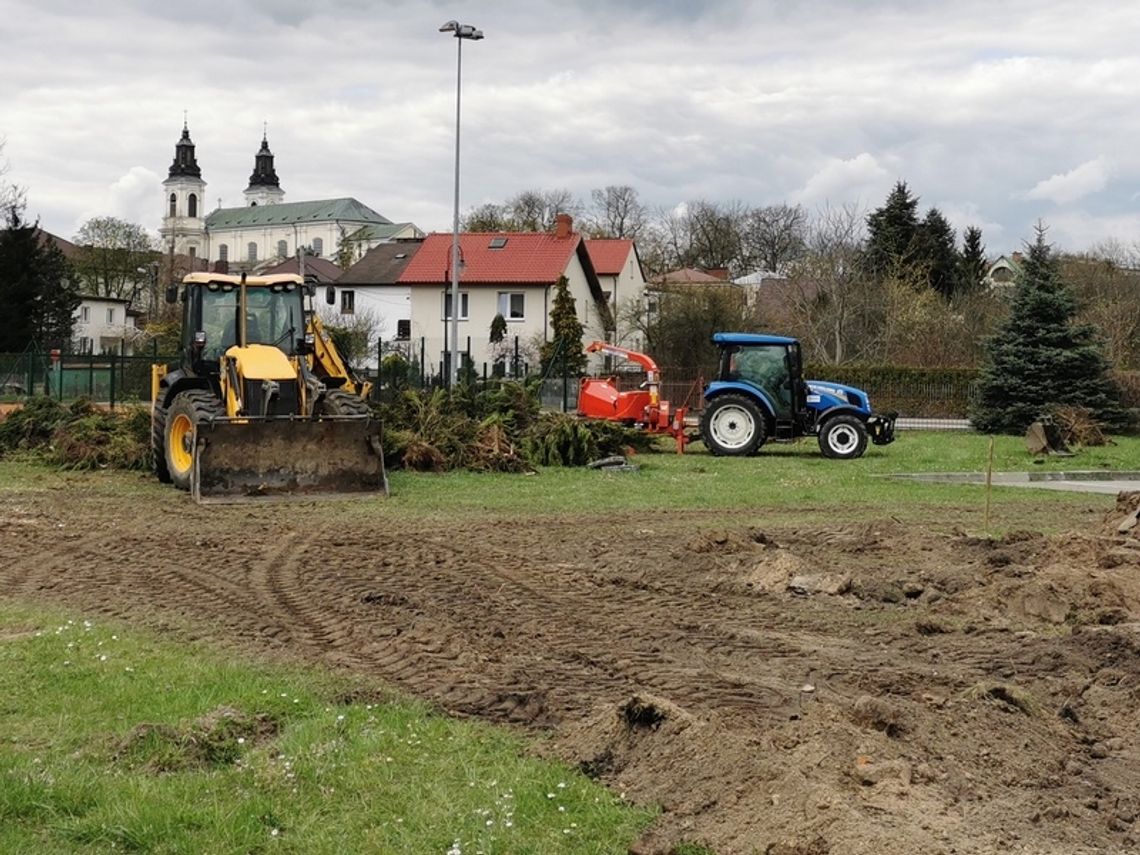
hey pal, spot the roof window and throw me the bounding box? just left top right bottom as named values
left=489, top=237, right=508, bottom=249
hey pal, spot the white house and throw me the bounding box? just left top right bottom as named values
left=394, top=214, right=632, bottom=375
left=72, top=296, right=140, bottom=354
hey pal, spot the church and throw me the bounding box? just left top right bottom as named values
left=158, top=123, right=422, bottom=271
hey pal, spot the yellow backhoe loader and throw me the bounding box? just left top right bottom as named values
left=151, top=272, right=386, bottom=502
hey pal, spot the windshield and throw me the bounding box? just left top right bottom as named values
left=726, top=344, right=793, bottom=415
left=200, top=286, right=302, bottom=359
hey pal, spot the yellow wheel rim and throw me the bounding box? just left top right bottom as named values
left=168, top=413, right=195, bottom=475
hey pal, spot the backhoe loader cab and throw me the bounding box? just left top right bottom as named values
left=151, top=273, right=386, bottom=502
left=700, top=333, right=896, bottom=459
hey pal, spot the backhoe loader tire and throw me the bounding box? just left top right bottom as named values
left=818, top=414, right=868, bottom=460
left=317, top=389, right=370, bottom=418
left=164, top=390, right=224, bottom=491
left=152, top=404, right=172, bottom=483
left=700, top=393, right=766, bottom=456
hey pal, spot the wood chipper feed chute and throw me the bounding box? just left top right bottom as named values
left=190, top=417, right=388, bottom=504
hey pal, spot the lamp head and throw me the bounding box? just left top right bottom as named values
left=439, top=20, right=458, bottom=33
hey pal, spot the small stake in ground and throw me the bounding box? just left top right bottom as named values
left=984, top=436, right=995, bottom=533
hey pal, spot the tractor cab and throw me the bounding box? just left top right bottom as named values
left=701, top=332, right=896, bottom=459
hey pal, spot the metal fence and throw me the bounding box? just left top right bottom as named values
left=14, top=348, right=1130, bottom=432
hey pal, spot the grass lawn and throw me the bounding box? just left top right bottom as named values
left=0, top=603, right=655, bottom=854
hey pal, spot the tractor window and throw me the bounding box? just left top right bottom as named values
left=729, top=345, right=793, bottom=414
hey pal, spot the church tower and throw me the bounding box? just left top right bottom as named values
left=159, top=121, right=207, bottom=259
left=243, top=129, right=285, bottom=207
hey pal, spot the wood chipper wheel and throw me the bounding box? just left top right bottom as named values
left=164, top=390, right=224, bottom=491
left=317, top=389, right=370, bottom=418
left=152, top=404, right=172, bottom=484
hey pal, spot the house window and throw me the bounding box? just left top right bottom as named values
left=442, top=291, right=469, bottom=320
left=396, top=319, right=411, bottom=340
left=277, top=240, right=288, bottom=258
left=248, top=242, right=258, bottom=262
left=188, top=193, right=198, bottom=218
left=107, top=308, right=115, bottom=324
left=80, top=306, right=90, bottom=323
left=169, top=193, right=176, bottom=217
left=78, top=336, right=91, bottom=354
left=497, top=291, right=525, bottom=320
left=188, top=246, right=196, bottom=259
left=311, top=237, right=324, bottom=257
left=341, top=289, right=355, bottom=315
left=218, top=244, right=229, bottom=262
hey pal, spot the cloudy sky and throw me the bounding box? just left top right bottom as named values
left=3, top=0, right=1139, bottom=255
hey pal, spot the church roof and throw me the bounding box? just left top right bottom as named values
left=205, top=198, right=393, bottom=230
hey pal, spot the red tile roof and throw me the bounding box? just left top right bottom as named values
left=261, top=255, right=342, bottom=282
left=398, top=232, right=582, bottom=285
left=584, top=239, right=633, bottom=276
left=653, top=267, right=729, bottom=285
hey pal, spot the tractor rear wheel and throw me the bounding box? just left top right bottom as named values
left=164, top=390, right=224, bottom=490
left=152, top=404, right=172, bottom=483
left=700, top=394, right=766, bottom=456
left=316, top=390, right=370, bottom=418
left=818, top=414, right=868, bottom=460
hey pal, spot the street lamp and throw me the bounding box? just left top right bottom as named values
left=440, top=19, right=483, bottom=387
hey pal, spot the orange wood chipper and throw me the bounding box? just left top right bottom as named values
left=577, top=341, right=690, bottom=452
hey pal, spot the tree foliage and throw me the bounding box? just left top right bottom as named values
left=863, top=181, right=921, bottom=278
left=73, top=216, right=155, bottom=301
left=959, top=225, right=987, bottom=294
left=539, top=276, right=586, bottom=375
left=971, top=226, right=1126, bottom=433
left=586, top=185, right=649, bottom=239
left=0, top=203, right=80, bottom=351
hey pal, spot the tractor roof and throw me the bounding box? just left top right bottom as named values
left=713, top=332, right=799, bottom=346
left=182, top=273, right=304, bottom=288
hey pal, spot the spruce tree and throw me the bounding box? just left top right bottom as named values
left=539, top=276, right=587, bottom=375
left=971, top=226, right=1125, bottom=433
left=863, top=181, right=920, bottom=278
left=915, top=207, right=960, bottom=299
left=0, top=204, right=79, bottom=351
left=958, top=226, right=987, bottom=294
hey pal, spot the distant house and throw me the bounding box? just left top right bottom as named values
left=985, top=253, right=1023, bottom=289
left=397, top=214, right=620, bottom=376
left=335, top=241, right=425, bottom=354
left=583, top=238, right=648, bottom=349
left=259, top=255, right=343, bottom=283
left=72, top=296, right=142, bottom=354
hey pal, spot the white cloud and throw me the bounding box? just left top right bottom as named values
left=791, top=154, right=890, bottom=205
left=1026, top=158, right=1111, bottom=205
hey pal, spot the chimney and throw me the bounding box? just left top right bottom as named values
left=554, top=212, right=573, bottom=238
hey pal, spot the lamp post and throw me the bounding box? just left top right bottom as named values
left=439, top=19, right=483, bottom=387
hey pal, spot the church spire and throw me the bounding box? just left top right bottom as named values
left=168, top=118, right=202, bottom=179
left=246, top=126, right=280, bottom=189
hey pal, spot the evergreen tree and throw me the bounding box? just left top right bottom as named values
left=0, top=204, right=79, bottom=351
left=915, top=208, right=960, bottom=299
left=958, top=226, right=987, bottom=294
left=971, top=226, right=1126, bottom=433
left=539, top=276, right=587, bottom=375
left=863, top=181, right=920, bottom=278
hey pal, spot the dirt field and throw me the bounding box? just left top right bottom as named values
left=2, top=482, right=1140, bottom=854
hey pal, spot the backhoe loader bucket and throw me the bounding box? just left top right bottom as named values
left=190, top=418, right=387, bottom=503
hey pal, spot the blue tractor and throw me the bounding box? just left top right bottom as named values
left=699, top=333, right=896, bottom=460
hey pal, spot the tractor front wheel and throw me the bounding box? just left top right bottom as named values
left=700, top=394, right=766, bottom=456
left=164, top=390, right=224, bottom=490
left=152, top=404, right=172, bottom=483
left=818, top=414, right=868, bottom=460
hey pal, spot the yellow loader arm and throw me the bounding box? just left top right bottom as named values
left=307, top=313, right=373, bottom=400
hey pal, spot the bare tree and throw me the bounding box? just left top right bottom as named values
left=741, top=203, right=808, bottom=274
left=318, top=306, right=384, bottom=368
left=778, top=203, right=879, bottom=365
left=587, top=185, right=649, bottom=239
